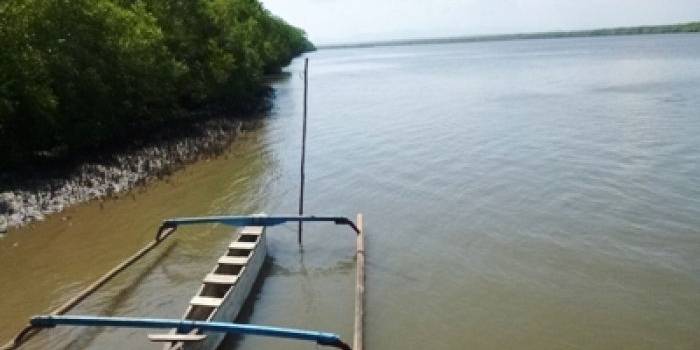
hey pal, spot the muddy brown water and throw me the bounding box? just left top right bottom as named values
left=2, top=34, right=700, bottom=349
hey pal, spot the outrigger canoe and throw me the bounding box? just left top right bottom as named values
left=7, top=215, right=360, bottom=350
left=149, top=223, right=267, bottom=349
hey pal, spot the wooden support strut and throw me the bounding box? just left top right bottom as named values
left=353, top=214, right=365, bottom=350
left=1, top=226, right=177, bottom=350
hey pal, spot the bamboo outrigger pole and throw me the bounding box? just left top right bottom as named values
left=298, top=58, right=309, bottom=245
left=28, top=315, right=352, bottom=350
left=1, top=226, right=177, bottom=350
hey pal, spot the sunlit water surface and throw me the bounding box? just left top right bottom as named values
left=1, top=34, right=699, bottom=350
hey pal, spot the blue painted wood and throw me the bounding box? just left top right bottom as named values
left=30, top=315, right=348, bottom=348
left=161, top=215, right=360, bottom=234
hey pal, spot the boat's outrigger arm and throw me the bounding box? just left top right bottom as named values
left=159, top=215, right=360, bottom=235
left=29, top=315, right=352, bottom=350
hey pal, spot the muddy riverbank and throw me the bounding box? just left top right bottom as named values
left=0, top=115, right=265, bottom=233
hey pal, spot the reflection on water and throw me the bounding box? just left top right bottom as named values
left=267, top=259, right=355, bottom=278
left=2, top=34, right=700, bottom=350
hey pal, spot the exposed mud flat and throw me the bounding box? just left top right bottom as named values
left=0, top=117, right=251, bottom=233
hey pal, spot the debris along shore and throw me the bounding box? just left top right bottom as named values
left=0, top=116, right=249, bottom=233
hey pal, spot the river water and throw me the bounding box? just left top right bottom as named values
left=1, top=33, right=700, bottom=349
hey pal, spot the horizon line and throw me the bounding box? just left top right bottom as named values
left=314, top=20, right=700, bottom=50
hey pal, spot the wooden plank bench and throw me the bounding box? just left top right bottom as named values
left=190, top=296, right=223, bottom=307
left=218, top=256, right=248, bottom=265
left=148, top=333, right=207, bottom=342
left=240, top=226, right=264, bottom=235
left=229, top=242, right=256, bottom=250
left=203, top=273, right=238, bottom=285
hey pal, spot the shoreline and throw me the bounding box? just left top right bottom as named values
left=0, top=116, right=255, bottom=234
left=318, top=23, right=700, bottom=50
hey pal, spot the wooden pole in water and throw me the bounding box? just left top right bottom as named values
left=353, top=213, right=365, bottom=350
left=298, top=58, right=309, bottom=245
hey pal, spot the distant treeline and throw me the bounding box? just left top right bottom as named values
left=0, top=0, right=313, bottom=166
left=320, top=21, right=700, bottom=49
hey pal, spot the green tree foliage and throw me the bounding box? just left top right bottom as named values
left=0, top=0, right=313, bottom=165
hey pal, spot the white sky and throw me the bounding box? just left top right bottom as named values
left=260, top=0, right=700, bottom=44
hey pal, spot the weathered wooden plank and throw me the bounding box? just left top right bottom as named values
left=218, top=256, right=248, bottom=265
left=190, top=296, right=222, bottom=307
left=203, top=273, right=238, bottom=285
left=228, top=242, right=256, bottom=250
left=148, top=334, right=206, bottom=342
left=240, top=226, right=264, bottom=235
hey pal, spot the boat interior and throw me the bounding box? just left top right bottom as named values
left=148, top=226, right=265, bottom=345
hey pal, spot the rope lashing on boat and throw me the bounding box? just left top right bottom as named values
left=27, top=315, right=353, bottom=350
left=2, top=225, right=177, bottom=350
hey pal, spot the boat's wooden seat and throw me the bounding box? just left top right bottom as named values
left=190, top=296, right=223, bottom=307
left=229, top=242, right=256, bottom=250
left=148, top=333, right=207, bottom=342
left=203, top=273, right=238, bottom=285
left=240, top=226, right=264, bottom=235
left=218, top=256, right=248, bottom=265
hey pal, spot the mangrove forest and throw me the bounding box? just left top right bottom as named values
left=0, top=0, right=313, bottom=167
